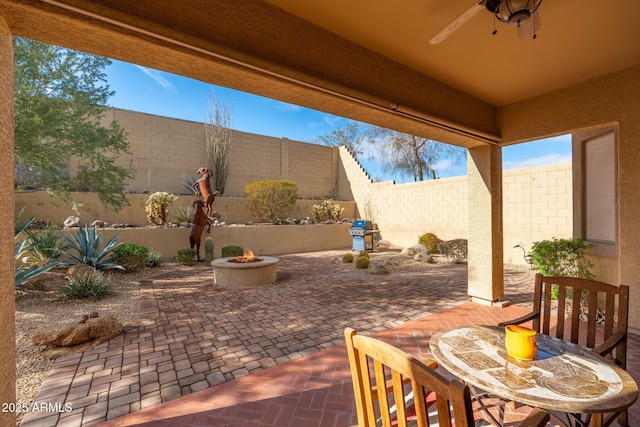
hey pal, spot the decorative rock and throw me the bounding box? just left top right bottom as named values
left=32, top=315, right=123, bottom=347
left=63, top=216, right=80, bottom=228
left=401, top=245, right=429, bottom=256
left=20, top=272, right=67, bottom=292
left=78, top=314, right=89, bottom=324
left=67, top=264, right=96, bottom=279
left=91, top=220, right=106, bottom=228
left=414, top=252, right=433, bottom=263
left=369, top=263, right=389, bottom=275
left=89, top=311, right=99, bottom=318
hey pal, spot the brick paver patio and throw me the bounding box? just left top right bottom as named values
left=19, top=250, right=639, bottom=426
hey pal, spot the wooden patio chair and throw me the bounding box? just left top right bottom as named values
left=344, top=327, right=550, bottom=427
left=499, top=273, right=630, bottom=426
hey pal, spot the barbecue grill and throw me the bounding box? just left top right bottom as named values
left=348, top=220, right=380, bottom=252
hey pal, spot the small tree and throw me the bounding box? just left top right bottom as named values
left=204, top=91, right=233, bottom=194
left=314, top=122, right=367, bottom=160
left=245, top=180, right=297, bottom=224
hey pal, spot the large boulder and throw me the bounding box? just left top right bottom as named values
left=21, top=272, right=66, bottom=291
left=32, top=315, right=123, bottom=347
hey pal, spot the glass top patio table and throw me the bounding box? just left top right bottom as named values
left=429, top=325, right=638, bottom=427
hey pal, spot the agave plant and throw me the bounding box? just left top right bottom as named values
left=14, top=212, right=61, bottom=288
left=57, top=225, right=124, bottom=270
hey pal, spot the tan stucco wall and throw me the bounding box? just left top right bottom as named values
left=14, top=192, right=357, bottom=226
left=498, top=65, right=640, bottom=329
left=94, top=109, right=340, bottom=199
left=0, top=16, right=15, bottom=427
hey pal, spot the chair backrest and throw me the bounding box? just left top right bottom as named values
left=531, top=273, right=629, bottom=368
left=344, top=327, right=475, bottom=427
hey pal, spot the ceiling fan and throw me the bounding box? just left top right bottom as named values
left=429, top=0, right=542, bottom=45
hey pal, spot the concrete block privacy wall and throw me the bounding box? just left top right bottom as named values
left=97, top=109, right=340, bottom=199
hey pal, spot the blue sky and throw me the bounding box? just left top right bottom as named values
left=106, top=60, right=572, bottom=183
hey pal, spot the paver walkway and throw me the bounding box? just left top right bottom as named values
left=19, top=250, right=639, bottom=426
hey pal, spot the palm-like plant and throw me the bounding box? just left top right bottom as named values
left=57, top=225, right=124, bottom=270
left=14, top=213, right=61, bottom=288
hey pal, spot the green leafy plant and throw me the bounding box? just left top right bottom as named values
left=358, top=251, right=369, bottom=259
left=57, top=225, right=124, bottom=271
left=438, top=239, right=468, bottom=263
left=221, top=245, right=244, bottom=258
left=245, top=180, right=297, bottom=224
left=112, top=242, right=149, bottom=271
left=145, top=192, right=178, bottom=225
left=311, top=199, right=344, bottom=222
left=59, top=269, right=113, bottom=300
left=147, top=251, right=163, bottom=267
left=173, top=206, right=192, bottom=223
left=529, top=238, right=594, bottom=279
left=419, top=232, right=441, bottom=254
left=14, top=212, right=61, bottom=288
left=176, top=248, right=196, bottom=265
left=22, top=224, right=67, bottom=267
left=342, top=253, right=354, bottom=263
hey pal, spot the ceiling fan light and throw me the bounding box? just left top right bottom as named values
left=495, top=0, right=542, bottom=26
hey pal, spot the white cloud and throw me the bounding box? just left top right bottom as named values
left=274, top=102, right=302, bottom=112
left=134, top=65, right=176, bottom=92
left=503, top=152, right=572, bottom=169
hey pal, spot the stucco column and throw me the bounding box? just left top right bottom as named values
left=0, top=16, right=16, bottom=427
left=467, top=145, right=504, bottom=304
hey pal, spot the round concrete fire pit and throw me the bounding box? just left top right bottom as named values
left=211, top=256, right=279, bottom=288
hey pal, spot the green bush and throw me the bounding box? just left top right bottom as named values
left=59, top=270, right=113, bottom=300
left=23, top=224, right=67, bottom=266
left=418, top=232, right=441, bottom=254
left=176, top=248, right=196, bottom=265
left=530, top=238, right=594, bottom=279
left=146, top=192, right=178, bottom=225
left=57, top=225, right=123, bottom=271
left=14, top=212, right=61, bottom=288
left=245, top=180, right=297, bottom=224
left=221, top=245, right=244, bottom=257
left=311, top=199, right=344, bottom=222
left=355, top=256, right=370, bottom=269
left=147, top=251, right=163, bottom=267
left=358, top=251, right=369, bottom=259
left=342, top=253, right=354, bottom=263
left=438, top=239, right=468, bottom=263
left=173, top=206, right=192, bottom=223
left=112, top=242, right=149, bottom=271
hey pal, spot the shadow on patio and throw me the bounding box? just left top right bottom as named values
left=19, top=250, right=639, bottom=426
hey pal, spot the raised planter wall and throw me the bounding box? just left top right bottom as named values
left=99, top=223, right=352, bottom=259
left=15, top=192, right=357, bottom=226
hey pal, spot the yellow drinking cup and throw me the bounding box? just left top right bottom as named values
left=505, top=325, right=537, bottom=360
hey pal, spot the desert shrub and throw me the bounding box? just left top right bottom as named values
left=342, top=253, right=354, bottom=263
left=22, top=224, right=67, bottom=266
left=147, top=251, right=163, bottom=267
left=112, top=242, right=149, bottom=271
left=59, top=270, right=113, bottom=300
left=146, top=192, right=178, bottom=225
left=14, top=212, right=61, bottom=288
left=176, top=248, right=196, bottom=265
left=57, top=225, right=123, bottom=271
left=418, top=232, right=441, bottom=254
left=530, top=238, right=594, bottom=279
left=221, top=245, right=244, bottom=257
left=355, top=256, right=370, bottom=269
left=311, top=199, right=344, bottom=222
left=173, top=206, right=192, bottom=223
left=358, top=251, right=369, bottom=259
left=245, top=180, right=297, bottom=224
left=438, top=239, right=468, bottom=263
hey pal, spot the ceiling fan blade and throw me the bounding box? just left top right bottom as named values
left=517, top=10, right=542, bottom=38
left=429, top=1, right=486, bottom=45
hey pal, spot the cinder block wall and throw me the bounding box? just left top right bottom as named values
left=339, top=147, right=572, bottom=265
left=98, top=109, right=339, bottom=199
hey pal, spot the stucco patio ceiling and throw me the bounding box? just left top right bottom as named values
left=1, top=0, right=639, bottom=147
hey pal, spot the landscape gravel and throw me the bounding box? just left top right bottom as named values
left=14, top=263, right=174, bottom=425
